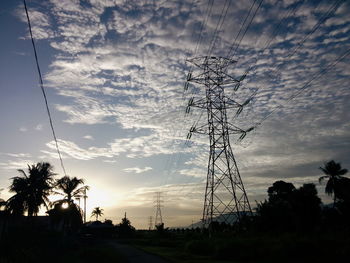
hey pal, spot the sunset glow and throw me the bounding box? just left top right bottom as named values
left=0, top=0, right=349, bottom=229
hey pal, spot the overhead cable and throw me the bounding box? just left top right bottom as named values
left=23, top=0, right=67, bottom=176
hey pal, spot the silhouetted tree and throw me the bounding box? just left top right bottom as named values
left=155, top=222, right=164, bottom=232
left=116, top=212, right=135, bottom=236
left=334, top=177, right=350, bottom=202
left=291, top=183, right=321, bottom=231
left=49, top=175, right=88, bottom=232
left=0, top=188, right=6, bottom=210
left=6, top=162, right=55, bottom=216
left=91, top=207, right=104, bottom=221
left=254, top=181, right=296, bottom=231
left=256, top=197, right=295, bottom=232
left=47, top=200, right=83, bottom=233
left=104, top=219, right=113, bottom=226
left=256, top=181, right=322, bottom=232
left=55, top=176, right=88, bottom=202
left=120, top=214, right=131, bottom=226
left=319, top=160, right=348, bottom=207
left=0, top=198, right=5, bottom=210
left=267, top=180, right=295, bottom=202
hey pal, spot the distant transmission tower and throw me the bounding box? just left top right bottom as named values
left=148, top=216, right=153, bottom=230
left=185, top=56, right=254, bottom=228
left=154, top=192, right=163, bottom=227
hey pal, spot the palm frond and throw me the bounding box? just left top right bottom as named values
left=72, top=186, right=89, bottom=197
left=51, top=190, right=64, bottom=196
left=319, top=175, right=329, bottom=183
left=339, top=168, right=348, bottom=176
left=325, top=180, right=335, bottom=195
left=319, top=166, right=330, bottom=176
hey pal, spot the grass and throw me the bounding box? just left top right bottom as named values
left=124, top=231, right=236, bottom=263
left=123, top=230, right=350, bottom=263
left=2, top=226, right=350, bottom=263
left=0, top=228, right=126, bottom=263
left=136, top=245, right=233, bottom=263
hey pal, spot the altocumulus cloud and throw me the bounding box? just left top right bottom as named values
left=123, top=166, right=153, bottom=174
left=17, top=0, right=350, bottom=202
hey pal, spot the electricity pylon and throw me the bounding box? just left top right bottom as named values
left=154, top=192, right=163, bottom=227
left=148, top=216, right=153, bottom=230
left=185, top=56, right=254, bottom=228
left=76, top=186, right=88, bottom=223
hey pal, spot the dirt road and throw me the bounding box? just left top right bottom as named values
left=110, top=241, right=170, bottom=263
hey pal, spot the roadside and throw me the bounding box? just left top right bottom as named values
left=108, top=240, right=170, bottom=263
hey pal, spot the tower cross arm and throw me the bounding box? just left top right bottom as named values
left=226, top=123, right=254, bottom=133
left=190, top=123, right=209, bottom=135
left=227, top=123, right=245, bottom=134
left=224, top=97, right=242, bottom=108
left=189, top=98, right=207, bottom=109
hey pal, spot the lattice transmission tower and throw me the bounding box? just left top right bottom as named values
left=148, top=216, right=153, bottom=230
left=185, top=56, right=254, bottom=228
left=154, top=192, right=163, bottom=227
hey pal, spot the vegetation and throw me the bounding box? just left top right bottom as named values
left=91, top=207, right=104, bottom=221
left=0, top=188, right=5, bottom=209
left=55, top=176, right=88, bottom=202
left=6, top=162, right=55, bottom=216
left=319, top=160, right=349, bottom=206
left=129, top=230, right=350, bottom=263
left=255, top=181, right=321, bottom=232
left=1, top=159, right=350, bottom=262
left=47, top=175, right=88, bottom=233
left=115, top=213, right=136, bottom=237
left=128, top=160, right=350, bottom=263
left=0, top=227, right=126, bottom=263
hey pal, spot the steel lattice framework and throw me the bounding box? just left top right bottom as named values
left=185, top=56, right=253, bottom=228
left=154, top=192, right=163, bottom=227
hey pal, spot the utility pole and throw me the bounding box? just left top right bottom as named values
left=185, top=56, right=253, bottom=229
left=154, top=192, right=163, bottom=228
left=83, top=187, right=88, bottom=224
left=148, top=216, right=153, bottom=230
left=76, top=197, right=81, bottom=208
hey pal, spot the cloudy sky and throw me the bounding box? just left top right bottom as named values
left=0, top=0, right=349, bottom=228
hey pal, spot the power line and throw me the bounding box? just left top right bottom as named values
left=230, top=0, right=264, bottom=59
left=261, top=0, right=306, bottom=54
left=206, top=0, right=232, bottom=57
left=225, top=0, right=307, bottom=125
left=226, top=0, right=264, bottom=59
left=255, top=46, right=350, bottom=127
left=235, top=0, right=343, bottom=129
left=23, top=0, right=67, bottom=176
left=226, top=0, right=258, bottom=58
left=267, top=0, right=343, bottom=81
left=161, top=1, right=216, bottom=190
left=249, top=0, right=306, bottom=67
left=193, top=0, right=215, bottom=57
left=287, top=0, right=343, bottom=60
left=183, top=0, right=215, bottom=97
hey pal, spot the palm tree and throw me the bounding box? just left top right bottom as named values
left=319, top=160, right=348, bottom=207
left=91, top=207, right=103, bottom=221
left=48, top=176, right=88, bottom=231
left=0, top=188, right=6, bottom=211
left=0, top=198, right=5, bottom=210
left=6, top=162, right=55, bottom=216
left=55, top=176, right=88, bottom=202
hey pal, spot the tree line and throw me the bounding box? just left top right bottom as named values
left=1, top=159, right=349, bottom=234
left=244, top=160, right=350, bottom=233
left=0, top=162, right=95, bottom=232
